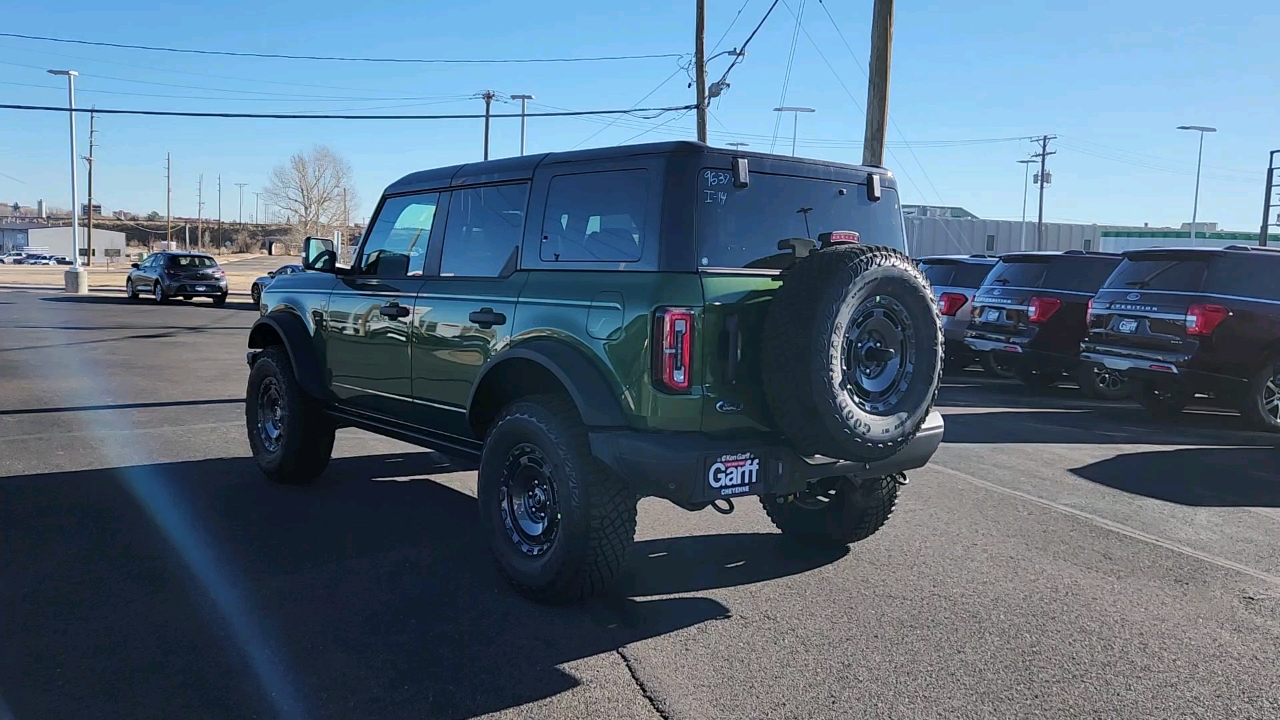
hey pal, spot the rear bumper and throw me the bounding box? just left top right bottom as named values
left=588, top=410, right=945, bottom=508
left=1079, top=347, right=1247, bottom=396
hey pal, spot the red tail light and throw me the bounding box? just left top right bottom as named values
left=938, top=292, right=968, bottom=317
left=654, top=307, right=694, bottom=393
left=1027, top=296, right=1062, bottom=323
left=1086, top=298, right=1094, bottom=316
left=1185, top=303, right=1229, bottom=336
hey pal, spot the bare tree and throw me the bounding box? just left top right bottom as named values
left=262, top=145, right=359, bottom=238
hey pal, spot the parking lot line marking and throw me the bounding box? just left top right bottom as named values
left=928, top=463, right=1280, bottom=587
left=0, top=420, right=239, bottom=443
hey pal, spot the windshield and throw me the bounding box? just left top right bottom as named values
left=697, top=170, right=905, bottom=270
left=166, top=255, right=218, bottom=269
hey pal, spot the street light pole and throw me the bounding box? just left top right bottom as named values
left=1177, top=125, right=1217, bottom=245
left=773, top=107, right=815, bottom=157
left=511, top=94, right=535, bottom=155
left=48, top=69, right=85, bottom=293
left=1017, top=158, right=1036, bottom=252
left=235, top=182, right=248, bottom=224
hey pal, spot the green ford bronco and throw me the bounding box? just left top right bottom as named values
left=244, top=141, right=945, bottom=602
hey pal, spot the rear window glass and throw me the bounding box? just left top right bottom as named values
left=986, top=260, right=1047, bottom=288
left=697, top=170, right=904, bottom=270
left=920, top=261, right=994, bottom=288
left=1104, top=257, right=1207, bottom=291
left=166, top=255, right=217, bottom=268
left=1043, top=257, right=1120, bottom=293
left=1205, top=255, right=1280, bottom=301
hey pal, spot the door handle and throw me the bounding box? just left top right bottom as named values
left=468, top=307, right=507, bottom=329
left=379, top=303, right=411, bottom=319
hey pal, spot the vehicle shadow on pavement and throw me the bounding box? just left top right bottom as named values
left=0, top=450, right=846, bottom=719
left=39, top=295, right=258, bottom=311
left=1070, top=446, right=1280, bottom=507
left=940, top=406, right=1275, bottom=446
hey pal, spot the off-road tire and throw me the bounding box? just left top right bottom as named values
left=245, top=346, right=335, bottom=484
left=1075, top=362, right=1130, bottom=401
left=1241, top=359, right=1280, bottom=432
left=979, top=351, right=1017, bottom=379
left=761, top=244, right=942, bottom=462
left=1135, top=380, right=1189, bottom=419
left=761, top=474, right=901, bottom=547
left=478, top=395, right=637, bottom=603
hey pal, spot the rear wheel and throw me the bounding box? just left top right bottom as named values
left=212, top=293, right=227, bottom=307
left=1241, top=359, right=1280, bottom=432
left=153, top=282, right=166, bottom=304
left=979, top=351, right=1017, bottom=379
left=761, top=474, right=901, bottom=547
left=245, top=346, right=335, bottom=483
left=1076, top=362, right=1130, bottom=400
left=1136, top=380, right=1189, bottom=419
left=478, top=395, right=637, bottom=603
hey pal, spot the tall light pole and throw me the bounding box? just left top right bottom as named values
left=254, top=191, right=262, bottom=225
left=48, top=69, right=85, bottom=292
left=1177, top=125, right=1217, bottom=245
left=234, top=182, right=248, bottom=224
left=511, top=94, right=534, bottom=155
left=773, top=107, right=815, bottom=157
left=1017, top=158, right=1036, bottom=252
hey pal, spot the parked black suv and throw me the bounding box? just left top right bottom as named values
left=965, top=250, right=1127, bottom=398
left=1081, top=245, right=1280, bottom=429
left=917, top=254, right=1007, bottom=374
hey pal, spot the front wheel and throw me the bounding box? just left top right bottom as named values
left=761, top=474, right=901, bottom=547
left=478, top=395, right=637, bottom=603
left=251, top=284, right=262, bottom=306
left=245, top=346, right=335, bottom=483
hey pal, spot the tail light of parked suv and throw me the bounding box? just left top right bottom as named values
left=1185, top=303, right=1230, bottom=336
left=1027, top=296, right=1062, bottom=323
left=938, top=292, right=968, bottom=317
left=654, top=307, right=694, bottom=393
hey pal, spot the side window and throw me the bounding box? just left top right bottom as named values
left=1206, top=256, right=1280, bottom=301
left=541, top=170, right=649, bottom=262
left=357, top=193, right=439, bottom=277
left=440, top=183, right=529, bottom=277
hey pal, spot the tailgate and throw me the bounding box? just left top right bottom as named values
left=1088, top=289, right=1198, bottom=356
left=699, top=273, right=781, bottom=433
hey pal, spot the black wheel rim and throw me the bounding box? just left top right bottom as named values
left=498, top=444, right=560, bottom=556
left=841, top=296, right=915, bottom=413
left=256, top=377, right=284, bottom=453
left=1263, top=370, right=1280, bottom=423
left=252, top=286, right=260, bottom=303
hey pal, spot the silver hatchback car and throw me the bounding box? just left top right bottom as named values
left=918, top=255, right=1011, bottom=376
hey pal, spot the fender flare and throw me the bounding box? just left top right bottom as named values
left=467, top=339, right=629, bottom=429
left=248, top=311, right=327, bottom=400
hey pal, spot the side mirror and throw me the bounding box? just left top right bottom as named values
left=301, top=236, right=337, bottom=273
left=267, top=271, right=276, bottom=278
left=130, top=262, right=140, bottom=269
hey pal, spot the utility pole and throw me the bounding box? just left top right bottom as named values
left=695, top=0, right=708, bottom=143
left=84, top=109, right=96, bottom=266
left=480, top=91, right=496, bottom=161
left=166, top=152, right=172, bottom=246
left=235, top=182, right=248, bottom=224
left=1030, top=135, right=1057, bottom=250
left=254, top=191, right=262, bottom=226
left=197, top=174, right=204, bottom=251
left=862, top=0, right=894, bottom=166
left=1017, top=157, right=1036, bottom=252
left=217, top=174, right=222, bottom=250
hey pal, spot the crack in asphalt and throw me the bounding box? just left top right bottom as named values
left=617, top=646, right=672, bottom=720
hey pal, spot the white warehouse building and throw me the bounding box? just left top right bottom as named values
left=0, top=224, right=128, bottom=264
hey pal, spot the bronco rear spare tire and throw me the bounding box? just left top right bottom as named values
left=762, top=244, right=942, bottom=461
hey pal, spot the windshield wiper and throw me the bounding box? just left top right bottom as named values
left=1124, top=280, right=1149, bottom=288
left=992, top=277, right=1010, bottom=284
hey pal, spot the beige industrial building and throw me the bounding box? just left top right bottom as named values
left=0, top=223, right=128, bottom=264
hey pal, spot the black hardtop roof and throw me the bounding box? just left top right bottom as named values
left=384, top=140, right=896, bottom=196
left=997, top=250, right=1121, bottom=262
left=1122, top=244, right=1280, bottom=259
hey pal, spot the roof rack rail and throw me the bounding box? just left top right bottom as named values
left=1224, top=244, right=1280, bottom=252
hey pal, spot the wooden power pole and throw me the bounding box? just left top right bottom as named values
left=165, top=152, right=172, bottom=246
left=481, top=91, right=496, bottom=161
left=862, top=0, right=894, bottom=166
left=1031, top=135, right=1057, bottom=250
left=695, top=0, right=708, bottom=143
left=84, top=109, right=95, bottom=266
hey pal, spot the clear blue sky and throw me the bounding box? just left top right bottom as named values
left=0, top=0, right=1276, bottom=230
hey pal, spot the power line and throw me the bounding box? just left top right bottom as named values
left=0, top=103, right=696, bottom=121
left=770, top=0, right=806, bottom=153
left=0, top=32, right=684, bottom=65
left=619, top=110, right=694, bottom=145
left=0, top=79, right=475, bottom=105
left=568, top=65, right=689, bottom=149
left=710, top=0, right=754, bottom=54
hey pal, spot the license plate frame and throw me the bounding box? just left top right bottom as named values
left=983, top=308, right=1001, bottom=323
left=1117, top=318, right=1139, bottom=334
left=195, top=285, right=207, bottom=292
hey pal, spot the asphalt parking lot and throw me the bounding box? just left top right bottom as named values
left=2, top=287, right=1279, bottom=720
